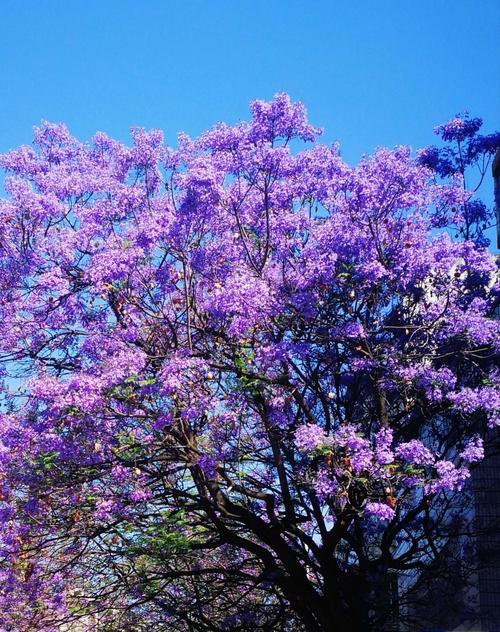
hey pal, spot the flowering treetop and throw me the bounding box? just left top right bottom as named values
left=0, top=94, right=498, bottom=631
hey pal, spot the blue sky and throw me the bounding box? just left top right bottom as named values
left=0, top=1, right=498, bottom=172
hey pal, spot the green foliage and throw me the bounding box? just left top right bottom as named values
left=135, top=511, right=193, bottom=557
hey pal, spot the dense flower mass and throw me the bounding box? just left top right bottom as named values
left=295, top=423, right=328, bottom=453
left=364, top=502, right=396, bottom=522
left=395, top=440, right=436, bottom=466
left=460, top=435, right=484, bottom=464
left=0, top=95, right=498, bottom=632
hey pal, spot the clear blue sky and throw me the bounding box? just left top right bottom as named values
left=0, top=0, right=498, bottom=166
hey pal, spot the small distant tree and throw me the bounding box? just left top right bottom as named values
left=0, top=95, right=498, bottom=631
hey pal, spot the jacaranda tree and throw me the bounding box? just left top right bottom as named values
left=0, top=95, right=498, bottom=631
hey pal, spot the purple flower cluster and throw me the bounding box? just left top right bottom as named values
left=295, top=424, right=327, bottom=453
left=434, top=114, right=482, bottom=143
left=395, top=440, right=435, bottom=466
left=364, top=502, right=395, bottom=521
left=460, top=436, right=484, bottom=464
left=449, top=387, right=499, bottom=416
left=374, top=428, right=394, bottom=465
left=197, top=454, right=219, bottom=478
left=338, top=426, right=373, bottom=474
left=313, top=466, right=339, bottom=502
left=426, top=461, right=470, bottom=494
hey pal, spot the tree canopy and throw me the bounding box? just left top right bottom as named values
left=0, top=94, right=498, bottom=631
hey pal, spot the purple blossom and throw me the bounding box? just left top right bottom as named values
left=460, top=436, right=484, bottom=464
left=346, top=438, right=373, bottom=474
left=295, top=424, right=327, bottom=453
left=374, top=428, right=394, bottom=465
left=426, top=460, right=470, bottom=494
left=364, top=502, right=395, bottom=521
left=94, top=499, right=118, bottom=521
left=395, top=440, right=435, bottom=466
left=197, top=454, right=218, bottom=478
left=434, top=114, right=482, bottom=143
left=449, top=387, right=500, bottom=415
left=129, top=487, right=152, bottom=502
left=313, top=466, right=338, bottom=501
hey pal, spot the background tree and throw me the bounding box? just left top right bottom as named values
left=0, top=95, right=498, bottom=631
